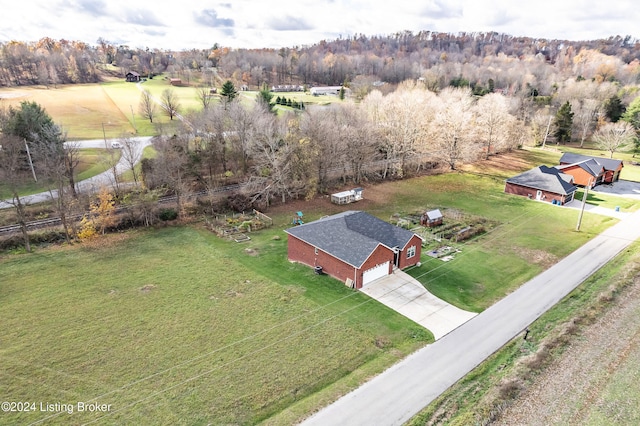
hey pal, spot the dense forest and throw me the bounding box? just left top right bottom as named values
left=1, top=31, right=639, bottom=93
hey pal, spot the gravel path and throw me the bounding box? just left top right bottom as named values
left=495, top=276, right=640, bottom=426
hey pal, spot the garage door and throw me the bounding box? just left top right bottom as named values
left=362, top=262, right=390, bottom=286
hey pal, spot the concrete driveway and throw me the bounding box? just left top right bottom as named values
left=591, top=179, right=640, bottom=199
left=359, top=270, right=477, bottom=339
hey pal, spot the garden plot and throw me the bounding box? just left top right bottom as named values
left=207, top=209, right=273, bottom=242
left=426, top=245, right=462, bottom=261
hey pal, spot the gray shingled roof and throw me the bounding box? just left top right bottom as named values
left=285, top=211, right=417, bottom=268
left=559, top=152, right=623, bottom=172
left=426, top=209, right=443, bottom=220
left=556, top=158, right=604, bottom=177
left=506, top=165, right=577, bottom=195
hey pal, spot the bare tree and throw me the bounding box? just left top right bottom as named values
left=195, top=85, right=214, bottom=110
left=63, top=139, right=80, bottom=198
left=299, top=106, right=341, bottom=194
left=369, top=82, right=435, bottom=177
left=101, top=145, right=122, bottom=196
left=0, top=134, right=32, bottom=252
left=139, top=89, right=157, bottom=123
left=152, top=135, right=190, bottom=217
left=227, top=101, right=257, bottom=175
left=338, top=102, right=380, bottom=183
left=432, top=87, right=477, bottom=170
left=532, top=107, right=555, bottom=148
left=119, top=135, right=142, bottom=185
left=474, top=93, right=514, bottom=158
left=39, top=140, right=79, bottom=242
left=160, top=88, right=180, bottom=120
left=248, top=113, right=295, bottom=206
left=572, top=98, right=600, bottom=147
left=593, top=122, right=636, bottom=158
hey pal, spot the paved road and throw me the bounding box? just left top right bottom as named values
left=301, top=209, right=640, bottom=426
left=0, top=137, right=152, bottom=209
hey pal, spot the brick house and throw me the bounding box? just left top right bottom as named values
left=285, top=211, right=423, bottom=289
left=505, top=165, right=578, bottom=205
left=556, top=158, right=604, bottom=187
left=559, top=153, right=624, bottom=185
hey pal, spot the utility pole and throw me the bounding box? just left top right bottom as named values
left=576, top=179, right=593, bottom=231
left=130, top=105, right=137, bottom=133
left=24, top=139, right=37, bottom=182
left=102, top=122, right=108, bottom=148
left=542, top=109, right=553, bottom=149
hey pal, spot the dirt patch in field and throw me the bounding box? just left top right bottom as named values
left=264, top=182, right=396, bottom=220
left=494, top=275, right=640, bottom=425
left=0, top=91, right=29, bottom=99
left=512, top=247, right=558, bottom=269
left=244, top=248, right=259, bottom=256
left=140, top=284, right=157, bottom=293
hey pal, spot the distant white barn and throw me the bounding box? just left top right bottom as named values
left=310, top=86, right=343, bottom=96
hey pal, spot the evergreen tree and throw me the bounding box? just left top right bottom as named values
left=554, top=101, right=574, bottom=144
left=4, top=101, right=61, bottom=148
left=605, top=95, right=625, bottom=122
left=220, top=80, right=238, bottom=106
left=622, top=96, right=640, bottom=130
left=257, top=83, right=275, bottom=113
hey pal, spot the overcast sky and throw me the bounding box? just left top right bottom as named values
left=1, top=0, right=638, bottom=51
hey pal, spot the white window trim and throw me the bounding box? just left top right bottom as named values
left=407, top=245, right=416, bottom=259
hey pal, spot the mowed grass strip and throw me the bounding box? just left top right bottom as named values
left=0, top=226, right=427, bottom=425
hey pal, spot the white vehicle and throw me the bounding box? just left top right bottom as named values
left=111, top=141, right=122, bottom=149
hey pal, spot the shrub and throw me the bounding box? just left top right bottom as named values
left=159, top=208, right=178, bottom=221
left=226, top=193, right=253, bottom=213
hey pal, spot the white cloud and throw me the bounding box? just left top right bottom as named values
left=1, top=0, right=638, bottom=50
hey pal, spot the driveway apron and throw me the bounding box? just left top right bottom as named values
left=360, top=269, right=477, bottom=339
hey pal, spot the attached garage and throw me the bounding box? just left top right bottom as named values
left=362, top=262, right=390, bottom=285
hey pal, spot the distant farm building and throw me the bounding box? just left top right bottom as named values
left=310, top=86, right=344, bottom=96
left=125, top=71, right=141, bottom=82
left=271, top=85, right=303, bottom=92
left=421, top=209, right=443, bottom=227
left=505, top=165, right=577, bottom=205
left=169, top=78, right=182, bottom=86
left=331, top=188, right=363, bottom=205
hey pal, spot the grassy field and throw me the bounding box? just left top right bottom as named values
left=0, top=77, right=205, bottom=139
left=0, top=84, right=134, bottom=139
left=0, top=226, right=428, bottom=425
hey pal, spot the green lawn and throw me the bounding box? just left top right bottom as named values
left=0, top=148, right=119, bottom=200
left=359, top=169, right=625, bottom=312
left=408, top=242, right=640, bottom=426
left=0, top=226, right=428, bottom=425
